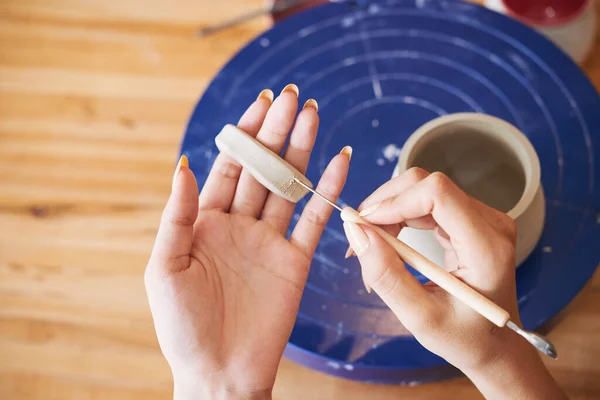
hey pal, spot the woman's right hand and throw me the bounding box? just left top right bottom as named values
left=344, top=168, right=567, bottom=400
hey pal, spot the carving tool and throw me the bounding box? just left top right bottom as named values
left=213, top=124, right=558, bottom=359
left=197, top=0, right=318, bottom=37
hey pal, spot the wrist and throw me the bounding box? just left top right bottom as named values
left=173, top=372, right=272, bottom=400
left=462, top=334, right=566, bottom=400
left=174, top=383, right=272, bottom=400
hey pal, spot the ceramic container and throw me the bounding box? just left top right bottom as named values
left=485, top=0, right=596, bottom=64
left=392, top=113, right=545, bottom=268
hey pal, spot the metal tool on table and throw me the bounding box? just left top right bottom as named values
left=197, top=0, right=319, bottom=37
left=214, top=124, right=558, bottom=359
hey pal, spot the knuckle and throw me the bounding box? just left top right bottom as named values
left=302, top=207, right=327, bottom=227
left=405, top=167, right=429, bottom=182
left=265, top=214, right=289, bottom=229
left=368, top=264, right=398, bottom=298
left=165, top=214, right=196, bottom=227
left=496, top=237, right=517, bottom=265
left=316, top=184, right=338, bottom=200
left=428, top=171, right=453, bottom=192
left=492, top=211, right=518, bottom=243
left=288, top=141, right=312, bottom=154
left=504, top=217, right=518, bottom=242
left=262, top=124, right=288, bottom=139
left=217, top=158, right=242, bottom=180
left=231, top=198, right=256, bottom=215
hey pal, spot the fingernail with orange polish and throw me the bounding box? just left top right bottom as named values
left=340, top=145, right=353, bottom=161
left=344, top=246, right=355, bottom=259
left=303, top=98, right=318, bottom=112
left=257, top=89, right=274, bottom=103
left=280, top=83, right=299, bottom=97
left=172, top=155, right=188, bottom=191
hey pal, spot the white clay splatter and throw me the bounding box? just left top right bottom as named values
left=341, top=16, right=355, bottom=28
left=343, top=57, right=356, bottom=66
left=507, top=52, right=534, bottom=79
left=327, top=361, right=341, bottom=369
left=298, top=26, right=316, bottom=37
left=377, top=158, right=385, bottom=166
left=383, top=144, right=402, bottom=162
left=336, top=321, right=344, bottom=339
left=343, top=364, right=355, bottom=371
left=368, top=3, right=380, bottom=14
left=371, top=119, right=379, bottom=128
left=343, top=268, right=349, bottom=274
left=450, top=37, right=468, bottom=47
left=259, top=38, right=270, bottom=48
left=488, top=54, right=502, bottom=64
left=321, top=304, right=327, bottom=311
left=357, top=288, right=365, bottom=295
left=543, top=246, right=553, bottom=253
left=373, top=80, right=383, bottom=99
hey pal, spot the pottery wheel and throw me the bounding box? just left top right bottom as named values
left=181, top=0, right=600, bottom=384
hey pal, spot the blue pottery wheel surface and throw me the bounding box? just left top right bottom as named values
left=182, top=0, right=600, bottom=384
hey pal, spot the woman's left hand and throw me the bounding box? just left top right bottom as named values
left=144, top=87, right=350, bottom=399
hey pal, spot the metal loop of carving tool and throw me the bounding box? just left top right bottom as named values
left=506, top=321, right=558, bottom=359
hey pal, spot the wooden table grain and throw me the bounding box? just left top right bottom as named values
left=0, top=1, right=599, bottom=399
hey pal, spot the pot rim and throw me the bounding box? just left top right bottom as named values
left=397, top=113, right=541, bottom=221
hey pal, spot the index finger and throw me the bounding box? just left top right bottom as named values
left=360, top=172, right=488, bottom=252
left=357, top=167, right=430, bottom=211
left=198, top=90, right=274, bottom=212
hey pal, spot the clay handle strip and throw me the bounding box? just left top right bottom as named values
left=341, top=208, right=511, bottom=328
left=214, top=124, right=313, bottom=203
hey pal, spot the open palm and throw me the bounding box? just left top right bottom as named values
left=144, top=87, right=350, bottom=398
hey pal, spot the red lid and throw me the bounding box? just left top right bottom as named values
left=503, top=0, right=590, bottom=27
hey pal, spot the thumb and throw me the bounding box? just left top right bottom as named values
left=343, top=222, right=440, bottom=332
left=149, top=155, right=199, bottom=273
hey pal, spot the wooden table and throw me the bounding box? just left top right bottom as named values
left=0, top=1, right=598, bottom=398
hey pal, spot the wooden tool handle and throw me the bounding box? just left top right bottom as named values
left=341, top=208, right=511, bottom=327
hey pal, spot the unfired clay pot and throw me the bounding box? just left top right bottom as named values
left=393, top=113, right=545, bottom=268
